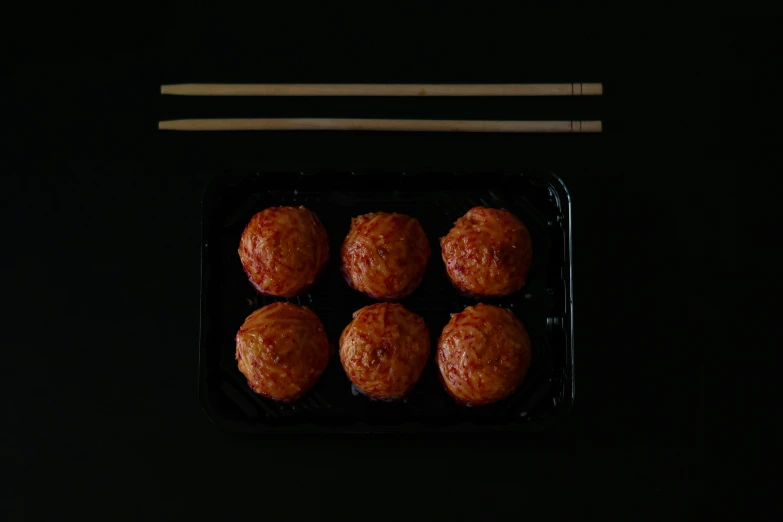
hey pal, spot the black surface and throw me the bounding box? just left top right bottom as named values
left=201, top=171, right=572, bottom=432
left=1, top=11, right=732, bottom=521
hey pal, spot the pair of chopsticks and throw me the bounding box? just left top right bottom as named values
left=158, top=83, right=602, bottom=133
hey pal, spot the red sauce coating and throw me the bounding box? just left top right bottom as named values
left=339, top=303, right=430, bottom=400
left=239, top=206, right=329, bottom=298
left=235, top=302, right=331, bottom=402
left=437, top=304, right=531, bottom=406
left=341, top=212, right=430, bottom=300
left=440, top=207, right=532, bottom=297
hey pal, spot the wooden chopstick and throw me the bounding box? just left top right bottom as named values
left=158, top=118, right=602, bottom=133
left=160, top=83, right=602, bottom=97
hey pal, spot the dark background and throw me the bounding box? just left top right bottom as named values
left=2, top=9, right=731, bottom=520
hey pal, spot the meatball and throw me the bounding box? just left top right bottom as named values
left=341, top=212, right=430, bottom=300
left=235, top=302, right=331, bottom=402
left=437, top=304, right=531, bottom=406
left=239, top=206, right=329, bottom=298
left=440, top=207, right=532, bottom=297
left=339, top=303, right=430, bottom=400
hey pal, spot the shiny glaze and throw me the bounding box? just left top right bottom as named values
left=339, top=303, right=430, bottom=400
left=235, top=302, right=331, bottom=402
left=440, top=206, right=532, bottom=297
left=341, top=212, right=430, bottom=300
left=437, top=304, right=531, bottom=406
left=238, top=206, right=329, bottom=298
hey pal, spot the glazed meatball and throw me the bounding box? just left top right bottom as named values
left=339, top=303, right=430, bottom=400
left=437, top=304, right=531, bottom=406
left=341, top=212, right=430, bottom=300
left=236, top=302, right=331, bottom=402
left=239, top=206, right=329, bottom=298
left=440, top=207, right=532, bottom=297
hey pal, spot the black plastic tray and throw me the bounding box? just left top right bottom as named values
left=199, top=171, right=574, bottom=433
